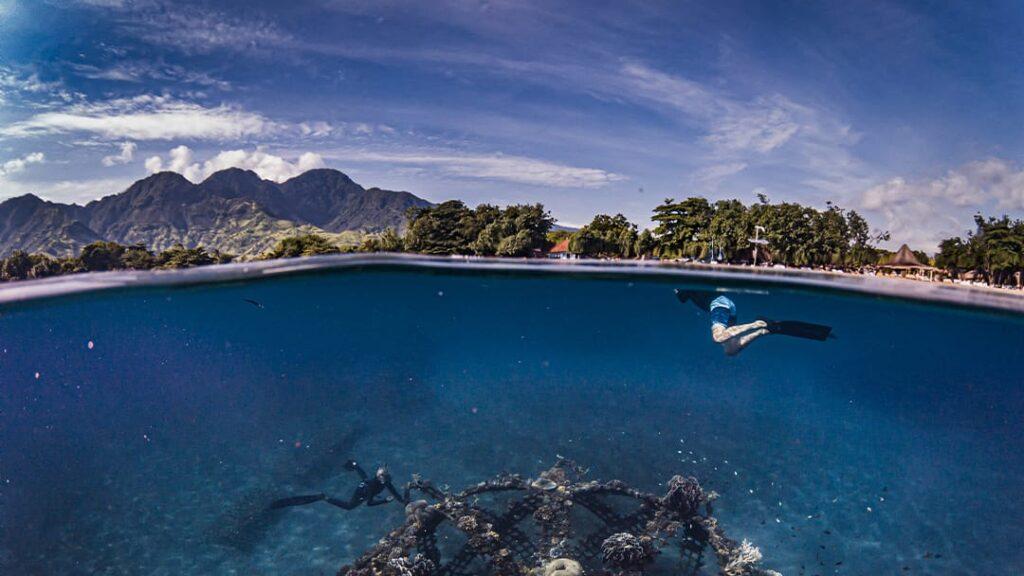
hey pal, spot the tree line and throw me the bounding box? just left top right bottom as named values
left=0, top=242, right=234, bottom=282
left=391, top=195, right=892, bottom=268
left=19, top=196, right=1024, bottom=285
left=937, top=214, right=1024, bottom=286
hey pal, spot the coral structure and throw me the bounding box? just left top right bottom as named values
left=542, top=557, right=583, bottom=576
left=337, top=460, right=779, bottom=576
left=600, top=532, right=654, bottom=572
left=385, top=556, right=436, bottom=576
left=662, top=475, right=705, bottom=519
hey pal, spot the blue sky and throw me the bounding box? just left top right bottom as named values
left=1, top=0, right=1023, bottom=249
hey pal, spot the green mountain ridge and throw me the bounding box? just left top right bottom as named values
left=0, top=168, right=431, bottom=257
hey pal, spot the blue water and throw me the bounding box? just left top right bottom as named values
left=1, top=263, right=1023, bottom=575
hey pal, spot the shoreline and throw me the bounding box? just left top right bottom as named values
left=1, top=253, right=1023, bottom=315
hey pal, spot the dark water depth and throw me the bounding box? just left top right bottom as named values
left=1, top=266, right=1022, bottom=575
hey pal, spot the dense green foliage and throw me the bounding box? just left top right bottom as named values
left=566, top=197, right=889, bottom=266
left=936, top=215, right=1024, bottom=286
left=0, top=241, right=233, bottom=281
left=403, top=201, right=553, bottom=256
left=262, top=234, right=342, bottom=259
left=359, top=228, right=404, bottom=252
left=569, top=214, right=638, bottom=258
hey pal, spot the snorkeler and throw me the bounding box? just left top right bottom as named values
left=675, top=289, right=831, bottom=356
left=268, top=460, right=408, bottom=511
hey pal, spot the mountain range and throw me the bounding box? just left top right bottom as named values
left=0, top=168, right=432, bottom=257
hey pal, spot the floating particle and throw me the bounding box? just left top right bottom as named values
left=775, top=518, right=781, bottom=523
left=87, top=341, right=94, bottom=350
left=437, top=291, right=444, bottom=297
left=866, top=506, right=873, bottom=512
left=34, top=372, right=40, bottom=379
left=471, top=406, right=478, bottom=414
left=294, top=441, right=303, bottom=448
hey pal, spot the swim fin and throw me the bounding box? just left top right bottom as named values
left=268, top=493, right=326, bottom=510
left=759, top=318, right=832, bottom=341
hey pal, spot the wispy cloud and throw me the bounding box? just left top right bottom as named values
left=327, top=149, right=624, bottom=188
left=111, top=2, right=291, bottom=57
left=145, top=145, right=325, bottom=183
left=69, top=61, right=232, bottom=91
left=1, top=94, right=276, bottom=141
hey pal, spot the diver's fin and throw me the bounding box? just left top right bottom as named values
left=268, top=493, right=326, bottom=510
left=760, top=318, right=832, bottom=341
left=674, top=288, right=690, bottom=304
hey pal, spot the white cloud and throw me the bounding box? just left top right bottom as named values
left=859, top=158, right=1024, bottom=250
left=299, top=121, right=334, bottom=137
left=145, top=146, right=326, bottom=183
left=101, top=141, right=137, bottom=166
left=330, top=149, right=623, bottom=188
left=0, top=177, right=134, bottom=205
left=1, top=94, right=275, bottom=141
left=0, top=152, right=45, bottom=177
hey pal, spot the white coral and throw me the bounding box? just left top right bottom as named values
left=723, top=539, right=763, bottom=575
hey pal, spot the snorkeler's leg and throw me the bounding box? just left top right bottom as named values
left=325, top=494, right=362, bottom=510
left=721, top=328, right=770, bottom=356
left=344, top=459, right=369, bottom=480
left=711, top=321, right=768, bottom=343
left=268, top=493, right=326, bottom=509
left=735, top=328, right=770, bottom=349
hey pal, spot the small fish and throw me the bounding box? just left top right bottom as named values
left=243, top=298, right=265, bottom=309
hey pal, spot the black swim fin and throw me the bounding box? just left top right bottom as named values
left=759, top=318, right=832, bottom=341
left=268, top=493, right=326, bottom=510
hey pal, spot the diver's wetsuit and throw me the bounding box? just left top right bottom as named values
left=269, top=460, right=408, bottom=511
left=676, top=290, right=769, bottom=356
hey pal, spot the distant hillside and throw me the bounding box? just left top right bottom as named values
left=0, top=168, right=431, bottom=257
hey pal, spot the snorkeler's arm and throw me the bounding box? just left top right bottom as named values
left=344, top=459, right=369, bottom=480
left=383, top=480, right=408, bottom=504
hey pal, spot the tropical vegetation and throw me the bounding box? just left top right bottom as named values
left=936, top=215, right=1024, bottom=286
left=6, top=195, right=1024, bottom=290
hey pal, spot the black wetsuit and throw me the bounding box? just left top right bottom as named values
left=269, top=460, right=408, bottom=511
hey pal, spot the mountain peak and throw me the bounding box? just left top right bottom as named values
left=139, top=171, right=192, bottom=186
left=283, top=167, right=355, bottom=186
left=200, top=167, right=265, bottom=187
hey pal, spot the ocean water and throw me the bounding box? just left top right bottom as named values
left=1, top=259, right=1022, bottom=576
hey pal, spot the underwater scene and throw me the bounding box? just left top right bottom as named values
left=1, top=259, right=1023, bottom=576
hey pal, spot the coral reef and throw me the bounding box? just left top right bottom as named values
left=337, top=460, right=779, bottom=576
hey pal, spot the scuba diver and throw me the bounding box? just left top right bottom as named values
left=268, top=460, right=408, bottom=511
left=676, top=289, right=831, bottom=356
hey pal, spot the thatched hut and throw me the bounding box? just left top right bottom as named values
left=876, top=244, right=944, bottom=281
